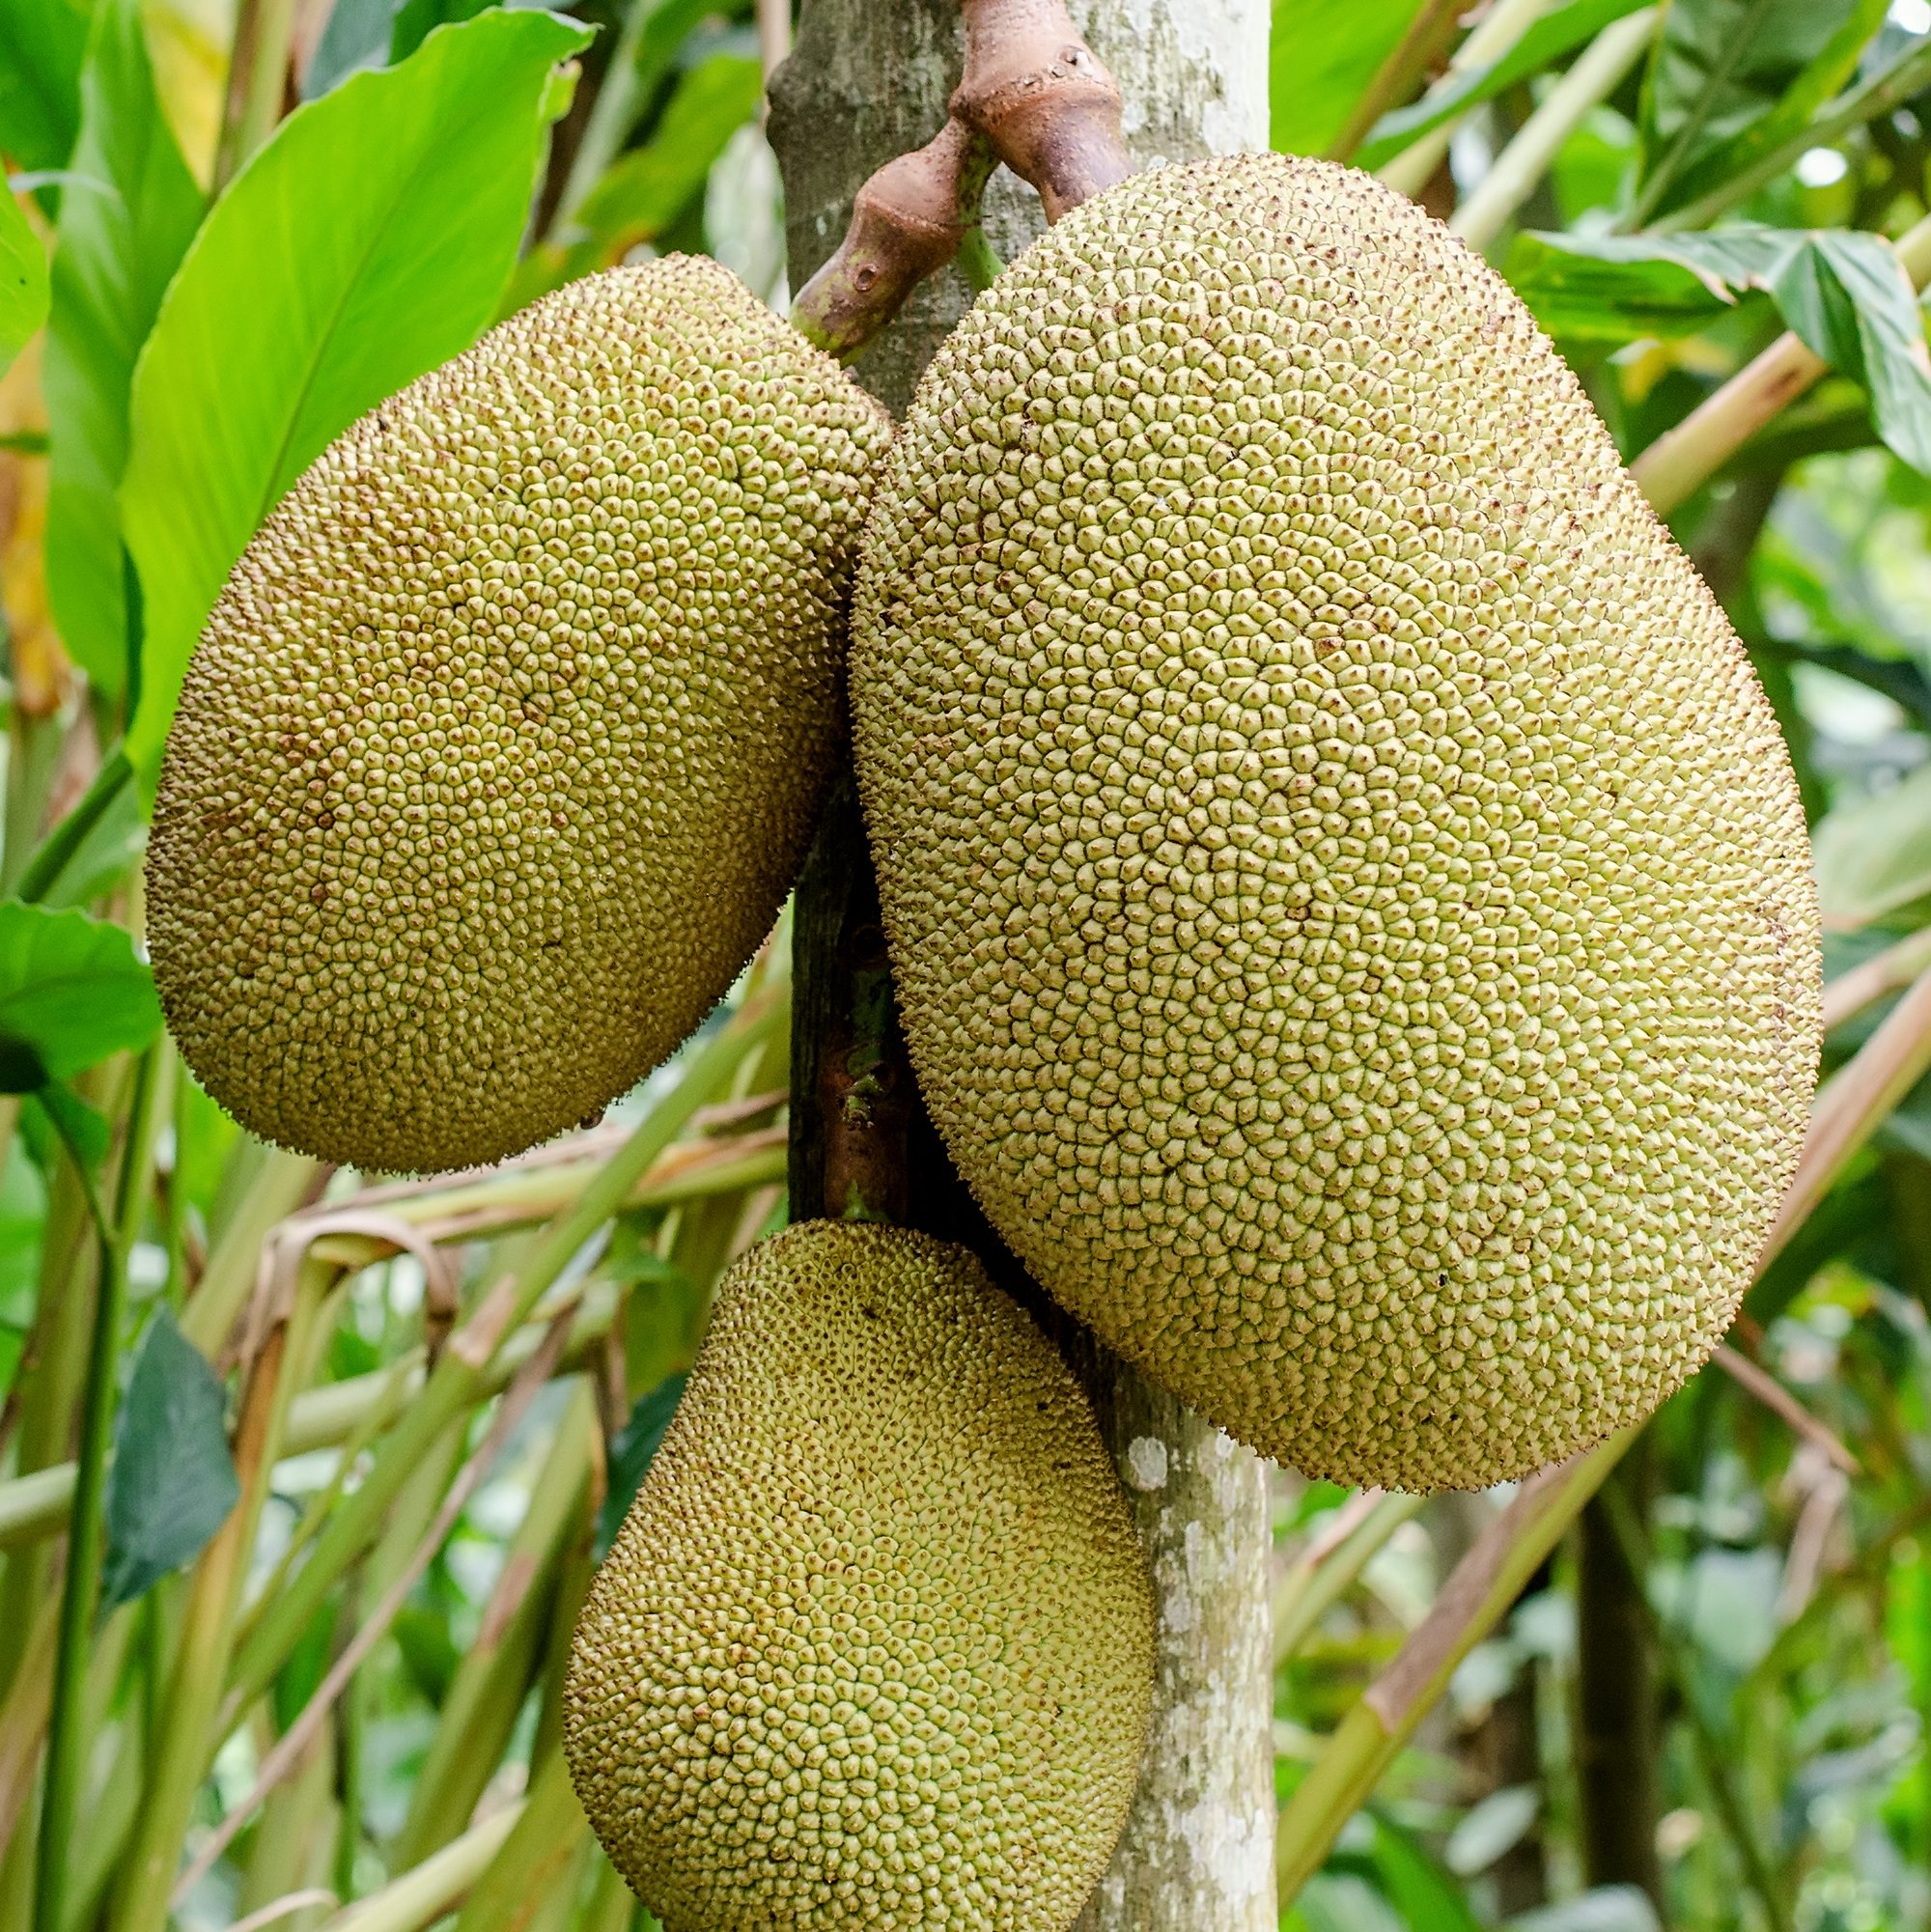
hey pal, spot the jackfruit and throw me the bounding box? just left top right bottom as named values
left=148, top=256, right=891, bottom=1174
left=850, top=154, right=1821, bottom=1492
left=563, top=1218, right=1153, bottom=1930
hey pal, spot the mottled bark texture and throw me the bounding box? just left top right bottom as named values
left=769, top=5, right=1275, bottom=1927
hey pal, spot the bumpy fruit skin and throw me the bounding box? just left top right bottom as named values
left=148, top=257, right=891, bottom=1174
left=563, top=1220, right=1153, bottom=1931
left=851, top=154, right=1822, bottom=1492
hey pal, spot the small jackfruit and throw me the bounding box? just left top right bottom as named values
left=148, top=257, right=891, bottom=1174
left=851, top=154, right=1822, bottom=1492
left=563, top=1219, right=1154, bottom=1930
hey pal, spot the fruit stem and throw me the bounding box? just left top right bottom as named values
left=790, top=118, right=996, bottom=361
left=953, top=0, right=1132, bottom=221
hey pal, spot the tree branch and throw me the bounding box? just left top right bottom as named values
left=952, top=0, right=1132, bottom=221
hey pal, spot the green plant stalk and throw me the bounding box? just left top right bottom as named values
left=110, top=1261, right=327, bottom=1932
left=1822, top=925, right=1931, bottom=1032
left=1450, top=8, right=1658, bottom=251
left=228, top=1354, right=420, bottom=1628
left=213, top=0, right=296, bottom=191
left=320, top=1803, right=525, bottom=1932
left=1595, top=1476, right=1794, bottom=1932
left=306, top=1136, right=788, bottom=1275
left=182, top=1148, right=322, bottom=1356
left=35, top=1046, right=159, bottom=1932
left=1759, top=958, right=1931, bottom=1273
left=1328, top=0, right=1467, bottom=165
left=1272, top=1491, right=1428, bottom=1669
left=0, top=1595, right=58, bottom=1862
left=2, top=710, right=68, bottom=899
left=527, top=1447, right=601, bottom=1775
left=236, top=1711, right=337, bottom=1924
left=1376, top=0, right=1551, bottom=198
left=334, top=1589, right=366, bottom=1909
left=222, top=993, right=778, bottom=1718
left=579, top=1848, right=638, bottom=1932
left=550, top=0, right=667, bottom=231
left=67, top=1682, right=148, bottom=1932
left=9, top=751, right=133, bottom=906
left=1632, top=211, right=1931, bottom=517
left=1275, top=1428, right=1635, bottom=1902
left=450, top=1749, right=588, bottom=1932
left=1652, top=32, right=1931, bottom=236
left=0, top=1281, right=625, bottom=1554
left=394, top=1387, right=594, bottom=1868
left=0, top=1088, right=104, bottom=1691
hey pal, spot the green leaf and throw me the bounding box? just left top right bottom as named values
left=0, top=180, right=47, bottom=378
left=1355, top=0, right=1654, bottom=171
left=172, top=1069, right=239, bottom=1219
left=391, top=0, right=560, bottom=67
left=574, top=52, right=759, bottom=244
left=593, top=1371, right=686, bottom=1560
left=119, top=6, right=595, bottom=801
left=1509, top=227, right=1931, bottom=473
left=0, top=901, right=158, bottom=1092
left=21, top=1079, right=110, bottom=1172
left=1508, top=227, right=1754, bottom=338
left=1366, top=1812, right=1488, bottom=1931
left=1811, top=760, right=1931, bottom=930
left=100, top=1304, right=239, bottom=1614
left=0, top=0, right=91, bottom=173
left=41, top=0, right=205, bottom=698
left=1636, top=0, right=1887, bottom=218
left=507, top=48, right=759, bottom=315
left=302, top=0, right=397, bottom=97
left=1269, top=0, right=1423, bottom=158
left=1651, top=0, right=1891, bottom=219
left=0, top=1150, right=44, bottom=1327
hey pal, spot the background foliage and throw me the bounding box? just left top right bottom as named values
left=3, top=0, right=1931, bottom=1928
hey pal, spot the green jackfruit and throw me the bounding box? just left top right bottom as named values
left=563, top=1219, right=1153, bottom=1930
left=148, top=256, right=891, bottom=1174
left=851, top=154, right=1822, bottom=1492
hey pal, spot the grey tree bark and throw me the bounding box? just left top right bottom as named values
left=769, top=6, right=1276, bottom=1928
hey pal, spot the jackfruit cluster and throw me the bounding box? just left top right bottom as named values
left=148, top=256, right=891, bottom=1175
left=564, top=1220, right=1154, bottom=1931
left=852, top=154, right=1822, bottom=1491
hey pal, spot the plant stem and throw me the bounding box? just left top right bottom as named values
left=1631, top=211, right=1931, bottom=515
left=1328, top=0, right=1467, bottom=165
left=110, top=1266, right=323, bottom=1932
left=1595, top=1475, right=1795, bottom=1932
left=1823, top=926, right=1931, bottom=1031
left=1759, top=958, right=1931, bottom=1273
left=1272, top=1491, right=1427, bottom=1669
left=550, top=0, right=664, bottom=234
left=222, top=994, right=778, bottom=1715
left=10, top=749, right=132, bottom=905
left=319, top=1804, right=525, bottom=1932
left=213, top=0, right=297, bottom=191
left=1450, top=8, right=1657, bottom=251
left=1376, top=0, right=1550, bottom=199
left=172, top=1311, right=574, bottom=1903
left=1652, top=31, right=1931, bottom=236
left=35, top=1050, right=156, bottom=1932
left=1274, top=1430, right=1636, bottom=1903
left=449, top=1750, right=587, bottom=1932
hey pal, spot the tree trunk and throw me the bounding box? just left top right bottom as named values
left=768, top=6, right=1276, bottom=1927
